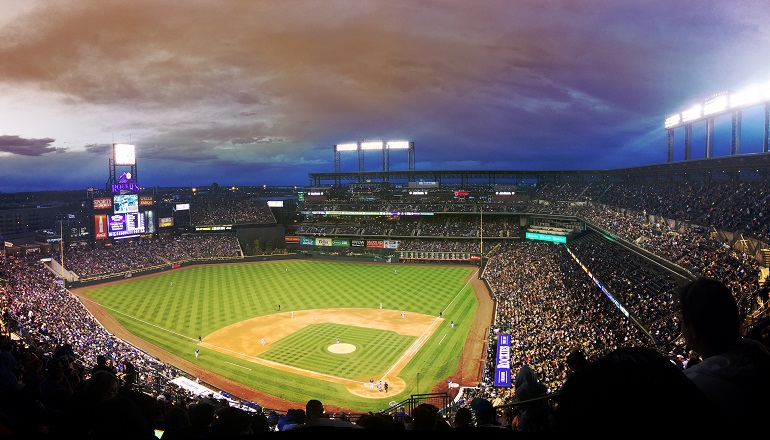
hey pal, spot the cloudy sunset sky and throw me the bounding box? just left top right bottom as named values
left=2, top=1, right=770, bottom=192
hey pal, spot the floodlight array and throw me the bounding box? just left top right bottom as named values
left=665, top=81, right=770, bottom=128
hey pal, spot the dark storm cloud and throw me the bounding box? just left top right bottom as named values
left=1, top=1, right=769, bottom=190
left=0, top=135, right=61, bottom=156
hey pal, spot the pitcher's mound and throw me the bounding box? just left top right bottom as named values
left=327, top=343, right=356, bottom=354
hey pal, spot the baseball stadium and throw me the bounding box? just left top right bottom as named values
left=2, top=91, right=770, bottom=434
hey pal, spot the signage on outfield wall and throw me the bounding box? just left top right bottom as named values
left=366, top=240, right=384, bottom=248
left=331, top=239, right=349, bottom=247
left=351, top=239, right=366, bottom=247
left=139, top=195, right=154, bottom=206
left=300, top=237, right=315, bottom=246
left=316, top=238, right=332, bottom=246
left=494, top=333, right=512, bottom=387
left=383, top=240, right=399, bottom=249
left=284, top=236, right=300, bottom=243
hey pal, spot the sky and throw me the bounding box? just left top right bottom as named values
left=2, top=1, right=770, bottom=193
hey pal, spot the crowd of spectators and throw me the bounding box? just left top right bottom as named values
left=189, top=198, right=276, bottom=226
left=1, top=177, right=770, bottom=435
left=0, top=253, right=263, bottom=436
left=53, top=235, right=241, bottom=279
left=295, top=215, right=518, bottom=238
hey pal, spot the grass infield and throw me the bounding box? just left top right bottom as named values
left=77, top=260, right=479, bottom=413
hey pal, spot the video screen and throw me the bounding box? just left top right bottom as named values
left=107, top=212, right=145, bottom=239
left=114, top=194, right=139, bottom=214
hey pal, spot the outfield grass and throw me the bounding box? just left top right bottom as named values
left=78, top=260, right=480, bottom=413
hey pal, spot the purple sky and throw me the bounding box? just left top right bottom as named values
left=2, top=1, right=770, bottom=192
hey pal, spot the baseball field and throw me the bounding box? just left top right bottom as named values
left=71, top=259, right=492, bottom=414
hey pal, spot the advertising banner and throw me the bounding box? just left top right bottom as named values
left=383, top=240, right=399, bottom=249
left=93, top=197, right=112, bottom=210
left=284, top=236, right=300, bottom=243
left=366, top=240, right=384, bottom=248
left=139, top=195, right=155, bottom=207
left=94, top=214, right=108, bottom=240
left=331, top=239, right=349, bottom=247
left=145, top=210, right=155, bottom=233
left=300, top=237, right=315, bottom=246
left=351, top=239, right=366, bottom=247
left=494, top=333, right=512, bottom=387
left=316, top=237, right=332, bottom=247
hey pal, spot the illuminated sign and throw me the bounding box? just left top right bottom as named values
left=159, top=217, right=174, bottom=227
left=193, top=225, right=233, bottom=232
left=299, top=210, right=434, bottom=216
left=525, top=231, right=567, bottom=243
left=111, top=171, right=140, bottom=194
left=267, top=200, right=284, bottom=208
left=94, top=214, right=108, bottom=240
left=494, top=333, right=512, bottom=387
left=113, top=194, right=139, bottom=214
left=139, top=195, right=154, bottom=206
left=93, top=197, right=113, bottom=210
left=145, top=210, right=155, bottom=234
left=107, top=212, right=145, bottom=238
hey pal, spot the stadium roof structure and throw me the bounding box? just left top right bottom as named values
left=308, top=152, right=770, bottom=188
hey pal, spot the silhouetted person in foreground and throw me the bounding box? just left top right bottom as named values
left=210, top=406, right=254, bottom=437
left=678, top=277, right=770, bottom=431
left=285, top=399, right=362, bottom=430
left=469, top=398, right=509, bottom=430
left=410, top=402, right=451, bottom=430
left=452, top=407, right=473, bottom=429
left=512, top=364, right=553, bottom=432
left=555, top=346, right=720, bottom=435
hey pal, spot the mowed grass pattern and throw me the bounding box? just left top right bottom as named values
left=263, top=323, right=414, bottom=378
left=78, top=260, right=480, bottom=412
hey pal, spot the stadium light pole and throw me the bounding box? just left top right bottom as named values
left=59, top=218, right=66, bottom=288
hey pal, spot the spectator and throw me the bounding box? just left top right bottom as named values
left=158, top=405, right=190, bottom=440
left=210, top=406, right=253, bottom=437
left=52, top=369, right=122, bottom=437
left=512, top=364, right=553, bottom=432
left=452, top=407, right=473, bottom=429
left=678, top=277, right=770, bottom=430
left=469, top=398, right=508, bottom=430
left=91, top=354, right=117, bottom=376
left=554, top=346, right=719, bottom=435
left=286, top=399, right=361, bottom=430
left=410, top=402, right=451, bottom=430
left=277, top=408, right=306, bottom=431
left=161, top=401, right=215, bottom=439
